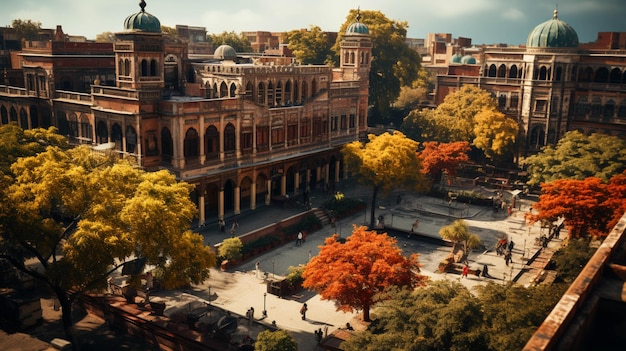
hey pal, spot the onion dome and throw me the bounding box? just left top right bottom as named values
left=526, top=9, right=578, bottom=48
left=451, top=54, right=463, bottom=64
left=461, top=55, right=476, bottom=64
left=214, top=45, right=237, bottom=61
left=124, top=0, right=161, bottom=33
left=346, top=9, right=369, bottom=35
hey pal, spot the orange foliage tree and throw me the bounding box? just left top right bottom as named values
left=302, top=226, right=427, bottom=321
left=418, top=141, right=470, bottom=186
left=526, top=171, right=626, bottom=239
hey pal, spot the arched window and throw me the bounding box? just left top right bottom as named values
left=230, top=83, right=237, bottom=97
left=10, top=106, right=17, bottom=122
left=488, top=64, right=496, bottom=77
left=510, top=95, right=519, bottom=110
left=245, top=81, right=254, bottom=100
left=578, top=67, right=593, bottom=82
left=590, top=97, right=602, bottom=118
left=509, top=65, right=518, bottom=79
left=539, top=66, right=547, bottom=80
left=220, top=82, right=228, bottom=98
left=205, top=125, right=219, bottom=158
left=118, top=59, right=124, bottom=76
left=555, top=67, right=562, bottom=81
left=618, top=100, right=626, bottom=119
left=150, top=59, right=157, bottom=76
left=184, top=128, right=199, bottom=159
left=161, top=127, right=173, bottom=162
left=124, top=59, right=131, bottom=76
left=68, top=113, right=78, bottom=138
left=111, top=123, right=123, bottom=151
left=141, top=59, right=148, bottom=76
left=594, top=67, right=609, bottom=83
left=258, top=82, right=265, bottom=104
left=311, top=79, right=317, bottom=95
left=1, top=105, right=7, bottom=124
left=603, top=99, right=615, bottom=119
left=126, top=126, right=137, bottom=153
left=224, top=123, right=235, bottom=152
left=609, top=68, right=622, bottom=84
left=530, top=126, right=545, bottom=147
left=284, top=80, right=292, bottom=103
left=497, top=64, right=506, bottom=78
left=498, top=94, right=507, bottom=109
left=350, top=52, right=355, bottom=64
left=575, top=98, right=588, bottom=118
left=302, top=81, right=308, bottom=99
left=80, top=114, right=92, bottom=141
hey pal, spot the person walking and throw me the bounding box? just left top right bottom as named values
left=300, top=303, right=308, bottom=320
left=462, top=264, right=469, bottom=278
left=218, top=218, right=225, bottom=233
left=230, top=218, right=239, bottom=236
left=504, top=251, right=512, bottom=266
left=296, top=231, right=303, bottom=246
left=508, top=240, right=515, bottom=252
left=482, top=264, right=490, bottom=278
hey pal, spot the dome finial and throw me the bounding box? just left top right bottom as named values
left=140, top=0, right=147, bottom=13
left=356, top=7, right=361, bottom=22
left=553, top=4, right=558, bottom=19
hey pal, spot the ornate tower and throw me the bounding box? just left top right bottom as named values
left=340, top=9, right=372, bottom=81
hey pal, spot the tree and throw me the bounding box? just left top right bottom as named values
left=0, top=144, right=215, bottom=341
left=439, top=220, right=481, bottom=262
left=303, top=226, right=426, bottom=321
left=472, top=107, right=518, bottom=163
left=418, top=141, right=470, bottom=187
left=95, top=31, right=115, bottom=42
left=522, top=131, right=626, bottom=188
left=11, top=19, right=42, bottom=41
left=255, top=329, right=298, bottom=351
left=476, top=282, right=566, bottom=351
left=286, top=26, right=335, bottom=65
left=341, top=281, right=487, bottom=351
left=333, top=9, right=421, bottom=121
left=209, top=31, right=252, bottom=52
left=0, top=125, right=68, bottom=175
left=399, top=108, right=440, bottom=143
left=342, top=131, right=429, bottom=227
left=218, top=237, right=243, bottom=261
left=526, top=172, right=626, bottom=239
left=550, top=238, right=595, bottom=283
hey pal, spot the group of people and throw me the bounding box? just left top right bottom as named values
left=495, top=238, right=515, bottom=266
left=218, top=218, right=239, bottom=237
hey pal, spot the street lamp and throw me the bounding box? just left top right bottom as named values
left=263, top=293, right=267, bottom=317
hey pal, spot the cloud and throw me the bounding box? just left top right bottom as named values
left=501, top=8, right=525, bottom=21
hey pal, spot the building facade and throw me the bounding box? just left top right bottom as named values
left=435, top=9, right=626, bottom=156
left=0, top=1, right=372, bottom=224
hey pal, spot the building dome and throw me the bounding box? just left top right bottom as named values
left=346, top=9, right=369, bottom=35
left=461, top=55, right=476, bottom=64
left=451, top=54, right=463, bottom=64
left=214, top=45, right=237, bottom=61
left=526, top=9, right=578, bottom=48
left=124, top=0, right=161, bottom=33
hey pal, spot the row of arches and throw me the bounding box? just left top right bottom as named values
left=485, top=63, right=626, bottom=84
left=118, top=58, right=159, bottom=77
left=575, top=97, right=626, bottom=120
left=0, top=104, right=50, bottom=130
left=202, top=77, right=321, bottom=107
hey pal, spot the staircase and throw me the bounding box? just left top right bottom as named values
left=312, top=207, right=331, bottom=226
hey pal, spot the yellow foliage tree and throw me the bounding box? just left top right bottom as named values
left=342, top=131, right=429, bottom=227
left=472, top=107, right=518, bottom=161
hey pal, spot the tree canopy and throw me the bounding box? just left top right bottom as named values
left=209, top=31, right=252, bottom=52
left=302, top=226, right=426, bottom=321
left=333, top=9, right=421, bottom=121
left=522, top=131, right=626, bottom=188
left=418, top=141, right=470, bottom=186
left=472, top=107, right=518, bottom=162
left=286, top=25, right=335, bottom=65
left=341, top=280, right=565, bottom=351
left=255, top=329, right=298, bottom=351
left=342, top=131, right=428, bottom=226
left=11, top=19, right=42, bottom=41
left=439, top=219, right=481, bottom=262
left=0, top=133, right=215, bottom=340
left=526, top=171, right=626, bottom=239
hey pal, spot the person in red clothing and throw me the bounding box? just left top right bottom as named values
left=462, top=264, right=469, bottom=278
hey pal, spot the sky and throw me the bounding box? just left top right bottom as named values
left=0, top=0, right=623, bottom=46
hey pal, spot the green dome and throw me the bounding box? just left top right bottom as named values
left=346, top=10, right=369, bottom=35
left=124, top=0, right=161, bottom=33
left=526, top=9, right=578, bottom=48
left=451, top=54, right=463, bottom=64
left=461, top=55, right=476, bottom=64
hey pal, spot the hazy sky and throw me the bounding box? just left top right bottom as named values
left=1, top=0, right=623, bottom=45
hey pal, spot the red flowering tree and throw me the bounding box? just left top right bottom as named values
left=526, top=171, right=626, bottom=239
left=302, top=226, right=427, bottom=321
left=418, top=141, right=470, bottom=186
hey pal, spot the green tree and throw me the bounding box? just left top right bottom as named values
left=333, top=9, right=421, bottom=121
left=0, top=145, right=215, bottom=341
left=95, top=31, right=115, bottom=42
left=550, top=238, right=595, bottom=283
left=439, top=219, right=481, bottom=262
left=218, top=237, right=243, bottom=261
left=209, top=31, right=252, bottom=52
left=399, top=108, right=440, bottom=143
left=302, top=226, right=426, bottom=321
left=472, top=107, right=518, bottom=162
left=522, top=131, right=626, bottom=188
left=255, top=329, right=298, bottom=351
left=11, top=19, right=42, bottom=41
left=341, top=281, right=487, bottom=351
left=342, top=131, right=428, bottom=227
left=286, top=26, right=335, bottom=65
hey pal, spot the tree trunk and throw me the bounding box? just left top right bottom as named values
left=55, top=287, right=76, bottom=346
left=363, top=304, right=371, bottom=322
left=370, top=185, right=379, bottom=228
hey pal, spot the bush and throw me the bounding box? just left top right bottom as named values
left=218, top=237, right=243, bottom=261
left=285, top=265, right=305, bottom=288
left=323, top=196, right=366, bottom=219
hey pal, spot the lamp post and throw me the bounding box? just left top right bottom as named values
left=263, top=293, right=267, bottom=317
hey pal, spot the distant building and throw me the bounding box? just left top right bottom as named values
left=0, top=1, right=371, bottom=224
left=435, top=9, right=626, bottom=156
